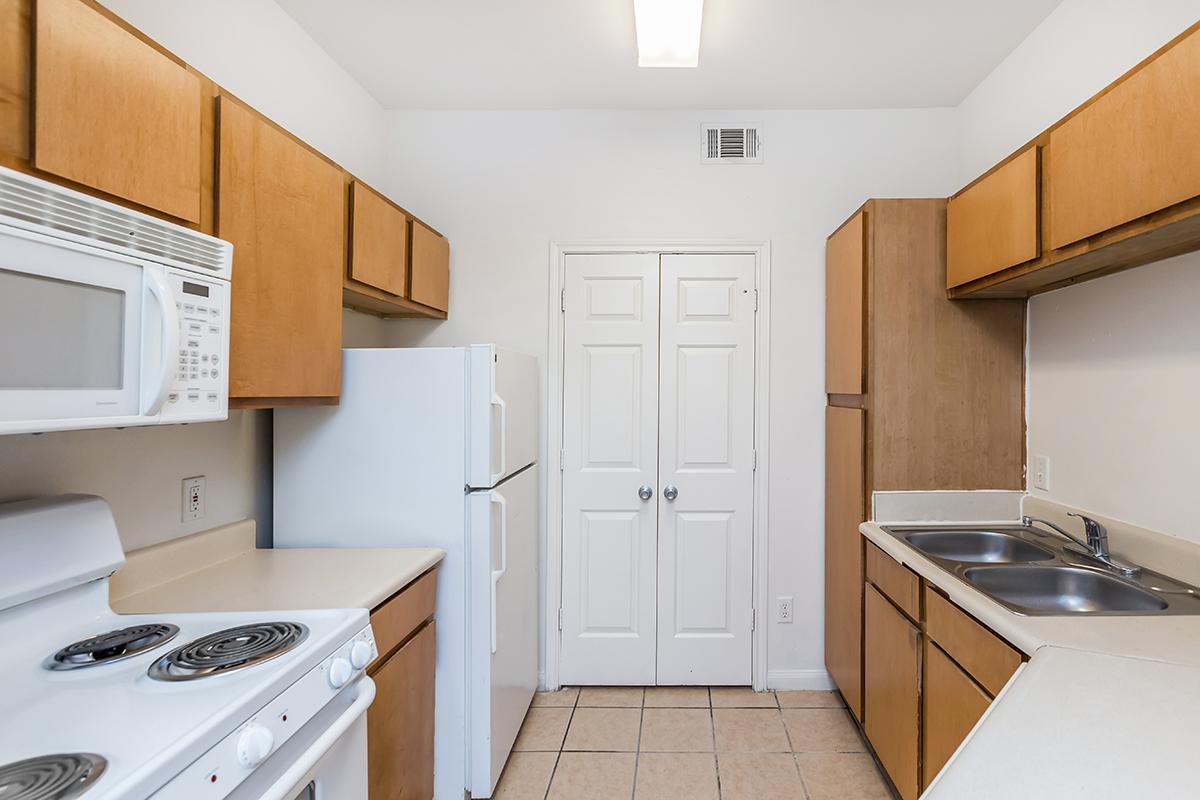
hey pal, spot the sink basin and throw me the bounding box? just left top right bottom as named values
left=963, top=566, right=1168, bottom=613
left=903, top=530, right=1054, bottom=564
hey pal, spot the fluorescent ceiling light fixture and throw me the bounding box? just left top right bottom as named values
left=634, top=0, right=704, bottom=68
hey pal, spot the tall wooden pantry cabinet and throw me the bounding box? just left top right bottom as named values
left=822, top=198, right=1024, bottom=736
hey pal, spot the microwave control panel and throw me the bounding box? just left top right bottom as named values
left=162, top=269, right=231, bottom=421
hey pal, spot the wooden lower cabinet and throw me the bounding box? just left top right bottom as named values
left=922, top=640, right=990, bottom=790
left=367, top=567, right=438, bottom=800
left=863, top=584, right=920, bottom=800
left=825, top=406, right=866, bottom=720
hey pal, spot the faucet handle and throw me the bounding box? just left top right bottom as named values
left=1068, top=513, right=1107, bottom=549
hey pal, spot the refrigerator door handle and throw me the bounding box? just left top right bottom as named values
left=490, top=491, right=508, bottom=654
left=490, top=393, right=508, bottom=486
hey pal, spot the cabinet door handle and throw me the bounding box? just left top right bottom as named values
left=638, top=485, right=653, bottom=501
left=664, top=485, right=679, bottom=502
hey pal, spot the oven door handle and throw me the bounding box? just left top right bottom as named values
left=142, top=267, right=180, bottom=416
left=253, top=677, right=377, bottom=800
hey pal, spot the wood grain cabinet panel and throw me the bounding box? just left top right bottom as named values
left=1048, top=27, right=1200, bottom=249
left=924, top=588, right=1021, bottom=697
left=825, top=211, right=866, bottom=394
left=368, top=620, right=435, bottom=800
left=864, top=584, right=920, bottom=800
left=947, top=147, right=1040, bottom=288
left=410, top=221, right=449, bottom=312
left=865, top=542, right=920, bottom=621
left=825, top=406, right=865, bottom=721
left=350, top=181, right=409, bottom=297
left=922, top=640, right=991, bottom=790
left=216, top=96, right=345, bottom=404
left=33, top=0, right=203, bottom=222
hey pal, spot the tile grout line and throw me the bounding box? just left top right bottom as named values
left=541, top=688, right=579, bottom=800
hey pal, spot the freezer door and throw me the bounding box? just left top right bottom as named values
left=469, top=465, right=539, bottom=797
left=469, top=345, right=538, bottom=488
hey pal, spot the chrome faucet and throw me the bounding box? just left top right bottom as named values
left=1021, top=513, right=1141, bottom=576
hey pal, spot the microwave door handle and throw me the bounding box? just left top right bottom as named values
left=142, top=270, right=179, bottom=415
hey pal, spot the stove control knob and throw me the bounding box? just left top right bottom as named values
left=350, top=641, right=373, bottom=670
left=236, top=724, right=274, bottom=768
left=328, top=656, right=353, bottom=689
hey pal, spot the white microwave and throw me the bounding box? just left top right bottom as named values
left=0, top=167, right=233, bottom=435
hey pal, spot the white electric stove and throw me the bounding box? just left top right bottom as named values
left=0, top=495, right=378, bottom=800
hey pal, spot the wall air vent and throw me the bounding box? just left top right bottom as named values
left=702, top=125, right=762, bottom=164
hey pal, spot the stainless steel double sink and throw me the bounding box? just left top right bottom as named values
left=880, top=525, right=1200, bottom=616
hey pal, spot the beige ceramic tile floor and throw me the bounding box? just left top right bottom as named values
left=498, top=687, right=895, bottom=800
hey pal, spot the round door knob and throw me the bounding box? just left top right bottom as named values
left=638, top=485, right=653, bottom=501
left=328, top=657, right=353, bottom=689
left=349, top=640, right=374, bottom=670
left=236, top=724, right=275, bottom=768
left=664, top=485, right=679, bottom=501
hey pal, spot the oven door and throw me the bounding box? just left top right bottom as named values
left=227, top=676, right=376, bottom=800
left=0, top=225, right=178, bottom=434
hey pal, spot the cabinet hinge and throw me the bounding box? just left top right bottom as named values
left=751, top=608, right=756, bottom=631
left=752, top=449, right=757, bottom=471
left=560, top=288, right=566, bottom=312
left=558, top=608, right=564, bottom=631
left=559, top=449, right=565, bottom=471
left=754, top=289, right=759, bottom=312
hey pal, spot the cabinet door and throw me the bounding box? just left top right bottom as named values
left=947, top=147, right=1040, bottom=288
left=922, top=640, right=990, bottom=790
left=410, top=221, right=449, bottom=312
left=825, top=210, right=866, bottom=394
left=350, top=181, right=409, bottom=297
left=864, top=584, right=920, bottom=800
left=825, top=406, right=865, bottom=720
left=217, top=96, right=345, bottom=403
left=33, top=0, right=202, bottom=222
left=368, top=621, right=436, bottom=800
left=1048, top=28, right=1200, bottom=249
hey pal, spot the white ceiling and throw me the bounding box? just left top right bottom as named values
left=276, top=0, right=1064, bottom=110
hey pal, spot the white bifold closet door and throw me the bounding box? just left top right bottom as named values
left=559, top=251, right=755, bottom=686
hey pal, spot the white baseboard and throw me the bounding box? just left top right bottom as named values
left=766, top=669, right=835, bottom=691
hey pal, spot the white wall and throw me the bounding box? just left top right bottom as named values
left=99, top=0, right=389, bottom=186
left=958, top=0, right=1200, bottom=542
left=378, top=109, right=962, bottom=681
left=0, top=1, right=391, bottom=551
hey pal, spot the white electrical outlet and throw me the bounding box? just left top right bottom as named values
left=1033, top=455, right=1050, bottom=491
left=182, top=476, right=206, bottom=522
left=776, top=596, right=794, bottom=624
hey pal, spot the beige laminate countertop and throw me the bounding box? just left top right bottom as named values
left=861, top=519, right=1200, bottom=798
left=111, top=519, right=444, bottom=614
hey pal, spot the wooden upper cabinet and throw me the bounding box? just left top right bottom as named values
left=947, top=147, right=1040, bottom=288
left=825, top=210, right=866, bottom=395
left=217, top=96, right=345, bottom=404
left=33, top=0, right=203, bottom=222
left=825, top=406, right=865, bottom=721
left=349, top=181, right=409, bottom=298
left=410, top=220, right=450, bottom=312
left=1049, top=27, right=1200, bottom=249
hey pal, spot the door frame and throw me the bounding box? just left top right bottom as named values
left=544, top=240, right=772, bottom=691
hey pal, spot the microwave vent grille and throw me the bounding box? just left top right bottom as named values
left=0, top=169, right=231, bottom=277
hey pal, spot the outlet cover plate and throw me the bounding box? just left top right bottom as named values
left=1033, top=455, right=1050, bottom=491
left=182, top=475, right=206, bottom=522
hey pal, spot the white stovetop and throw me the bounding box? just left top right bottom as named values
left=0, top=580, right=367, bottom=800
left=860, top=518, right=1200, bottom=799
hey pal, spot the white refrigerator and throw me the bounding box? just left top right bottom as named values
left=273, top=346, right=539, bottom=799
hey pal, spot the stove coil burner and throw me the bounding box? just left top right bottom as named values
left=0, top=753, right=106, bottom=800
left=45, top=624, right=180, bottom=671
left=148, top=621, right=309, bottom=681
